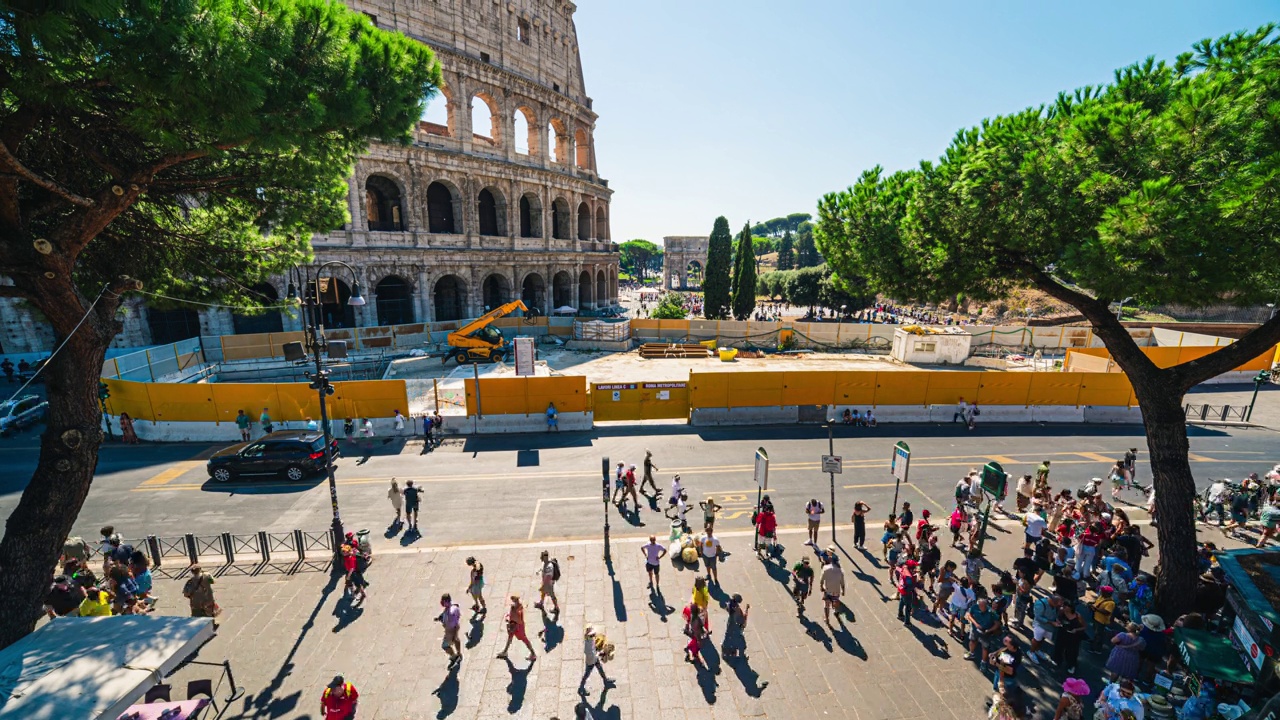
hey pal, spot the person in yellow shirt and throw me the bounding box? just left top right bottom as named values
left=1089, top=585, right=1116, bottom=650
left=79, top=587, right=113, bottom=617
left=691, top=576, right=711, bottom=619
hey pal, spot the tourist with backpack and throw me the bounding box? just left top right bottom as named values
left=535, top=550, right=560, bottom=614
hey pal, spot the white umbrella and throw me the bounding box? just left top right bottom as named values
left=553, top=306, right=577, bottom=314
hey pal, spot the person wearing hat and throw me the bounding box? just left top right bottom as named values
left=640, top=449, right=659, bottom=496
left=578, top=626, right=614, bottom=695
left=611, top=462, right=627, bottom=508
left=1096, top=678, right=1143, bottom=720
left=182, top=564, right=218, bottom=619
left=791, top=556, right=815, bottom=611
left=44, top=575, right=85, bottom=618
left=320, top=675, right=358, bottom=719
left=1053, top=678, right=1090, bottom=720
left=1138, top=614, right=1167, bottom=682
left=1016, top=474, right=1034, bottom=513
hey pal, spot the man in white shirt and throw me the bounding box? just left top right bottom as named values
left=640, top=536, right=666, bottom=590
left=819, top=560, right=845, bottom=625
left=1024, top=506, right=1048, bottom=550
left=700, top=529, right=722, bottom=585
left=1206, top=479, right=1228, bottom=525
left=946, top=577, right=976, bottom=633
left=804, top=498, right=824, bottom=546
left=968, top=472, right=984, bottom=505
left=953, top=398, right=969, bottom=424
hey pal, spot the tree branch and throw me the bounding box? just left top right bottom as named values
left=1028, top=268, right=1163, bottom=378
left=0, top=141, right=95, bottom=207
left=1168, top=313, right=1280, bottom=391
left=0, top=285, right=29, bottom=299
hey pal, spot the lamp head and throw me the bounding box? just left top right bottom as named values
left=286, top=282, right=297, bottom=302
left=348, top=281, right=366, bottom=306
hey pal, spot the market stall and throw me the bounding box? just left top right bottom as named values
left=0, top=616, right=223, bottom=720
left=1217, top=548, right=1279, bottom=692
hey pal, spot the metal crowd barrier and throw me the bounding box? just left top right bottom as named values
left=86, top=530, right=333, bottom=568
left=1184, top=403, right=1248, bottom=422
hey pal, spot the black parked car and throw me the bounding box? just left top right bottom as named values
left=206, top=430, right=340, bottom=483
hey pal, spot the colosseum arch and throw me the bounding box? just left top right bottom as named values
left=576, top=201, right=592, bottom=241
left=594, top=205, right=608, bottom=241
left=231, top=282, right=284, bottom=335
left=426, top=179, right=463, bottom=234
left=519, top=192, right=542, bottom=238
left=477, top=186, right=507, bottom=237
left=433, top=274, right=468, bottom=322
left=471, top=92, right=500, bottom=146
left=520, top=272, right=546, bottom=314
left=574, top=127, right=590, bottom=169
left=481, top=272, right=511, bottom=311
left=552, top=270, right=573, bottom=309
left=365, top=174, right=405, bottom=232
left=420, top=86, right=453, bottom=138
left=595, top=269, right=607, bottom=307
left=513, top=105, right=538, bottom=156
left=551, top=196, right=571, bottom=240
left=577, top=270, right=593, bottom=309
left=547, top=118, right=569, bottom=164
left=374, top=275, right=415, bottom=326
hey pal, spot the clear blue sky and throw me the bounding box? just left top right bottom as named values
left=572, top=1, right=1277, bottom=245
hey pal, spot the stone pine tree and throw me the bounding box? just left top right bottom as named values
left=795, top=224, right=820, bottom=267
left=815, top=26, right=1280, bottom=617
left=732, top=222, right=757, bottom=320
left=702, top=216, right=733, bottom=319
left=0, top=0, right=439, bottom=649
left=776, top=230, right=795, bottom=270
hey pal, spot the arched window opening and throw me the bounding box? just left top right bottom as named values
left=148, top=307, right=201, bottom=345
left=375, top=276, right=414, bottom=326
left=421, top=90, right=450, bottom=137
left=427, top=181, right=458, bottom=234
left=552, top=271, right=573, bottom=309
left=471, top=94, right=496, bottom=145
left=433, top=275, right=467, bottom=322
left=231, top=283, right=283, bottom=335
left=514, top=107, right=535, bottom=155
left=577, top=271, right=593, bottom=310
left=548, top=119, right=568, bottom=163
left=519, top=193, right=542, bottom=238
left=365, top=175, right=403, bottom=232
left=577, top=202, right=591, bottom=241
left=574, top=127, right=590, bottom=169
left=521, top=273, right=546, bottom=314
left=596, top=270, right=607, bottom=308
left=551, top=197, right=570, bottom=240
left=686, top=261, right=704, bottom=290
left=595, top=206, right=608, bottom=241
left=318, top=279, right=356, bottom=328
left=478, top=188, right=503, bottom=237
left=482, top=274, right=511, bottom=311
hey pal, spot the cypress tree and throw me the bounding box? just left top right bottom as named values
left=732, top=222, right=757, bottom=320
left=796, top=225, right=819, bottom=267
left=777, top=230, right=795, bottom=270
left=702, top=216, right=733, bottom=319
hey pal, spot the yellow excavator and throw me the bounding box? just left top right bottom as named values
left=442, top=300, right=529, bottom=364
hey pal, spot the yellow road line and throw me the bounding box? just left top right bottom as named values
left=137, top=461, right=204, bottom=487
left=1188, top=453, right=1219, bottom=462
left=1074, top=452, right=1117, bottom=463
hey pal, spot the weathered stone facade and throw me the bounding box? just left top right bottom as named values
left=0, top=0, right=617, bottom=355
left=661, top=236, right=710, bottom=290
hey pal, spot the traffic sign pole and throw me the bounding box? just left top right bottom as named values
left=753, top=447, right=769, bottom=552
left=975, top=461, right=1007, bottom=556
left=890, top=441, right=910, bottom=516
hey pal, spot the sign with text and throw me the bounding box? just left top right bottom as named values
left=981, top=461, right=1008, bottom=497
left=891, top=441, right=911, bottom=483
left=822, top=455, right=843, bottom=474
left=754, top=447, right=769, bottom=489
left=642, top=382, right=687, bottom=389
left=595, top=383, right=637, bottom=390
left=514, top=336, right=535, bottom=376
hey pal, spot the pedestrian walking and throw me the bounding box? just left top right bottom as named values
left=1089, top=586, right=1117, bottom=651
left=881, top=514, right=900, bottom=560
left=641, top=536, right=666, bottom=590
left=1052, top=678, right=1090, bottom=720
left=305, top=416, right=318, bottom=431
left=965, top=597, right=1003, bottom=663
left=181, top=564, right=219, bottom=619
left=947, top=577, right=976, bottom=633
left=578, top=626, right=614, bottom=695
left=235, top=409, right=251, bottom=442
left=341, top=543, right=368, bottom=603
left=259, top=407, right=273, bottom=435
left=431, top=410, right=443, bottom=443
left=700, top=528, right=722, bottom=585
left=699, top=496, right=721, bottom=533
left=819, top=555, right=845, bottom=625
left=439, top=593, right=462, bottom=668
left=641, top=449, right=659, bottom=496
left=466, top=556, right=486, bottom=613
left=624, top=464, right=640, bottom=510
left=343, top=417, right=354, bottom=445
left=387, top=479, right=402, bottom=526
left=360, top=417, right=375, bottom=453
left=393, top=409, right=405, bottom=436
left=535, top=550, right=560, bottom=614
left=920, top=535, right=941, bottom=592
left=423, top=412, right=433, bottom=445
left=897, top=560, right=919, bottom=625
left=119, top=413, right=139, bottom=444
left=791, top=556, right=814, bottom=612
left=1104, top=623, right=1146, bottom=682
left=611, top=461, right=626, bottom=507
left=683, top=603, right=709, bottom=664
left=1054, top=603, right=1087, bottom=674
left=953, top=397, right=968, bottom=423
left=320, top=675, right=358, bottom=720
left=721, top=594, right=749, bottom=659
left=691, top=575, right=711, bottom=620
left=1028, top=594, right=1062, bottom=664
left=403, top=480, right=422, bottom=532
left=497, top=594, right=537, bottom=662
left=545, top=402, right=558, bottom=432
left=754, top=500, right=779, bottom=558
left=852, top=500, right=870, bottom=547
left=804, top=498, right=824, bottom=546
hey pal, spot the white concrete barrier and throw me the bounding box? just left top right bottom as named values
left=442, top=411, right=593, bottom=435
left=1082, top=406, right=1144, bottom=424
left=111, top=415, right=410, bottom=443
left=862, top=406, right=932, bottom=423
left=1032, top=406, right=1086, bottom=423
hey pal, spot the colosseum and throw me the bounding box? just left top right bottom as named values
left=0, top=0, right=618, bottom=353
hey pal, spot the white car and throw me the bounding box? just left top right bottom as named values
left=0, top=395, right=48, bottom=436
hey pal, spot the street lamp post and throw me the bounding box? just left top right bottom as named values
left=287, top=262, right=366, bottom=556
left=827, top=418, right=836, bottom=543
left=601, top=457, right=611, bottom=562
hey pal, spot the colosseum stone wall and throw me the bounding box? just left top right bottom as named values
left=0, top=0, right=619, bottom=353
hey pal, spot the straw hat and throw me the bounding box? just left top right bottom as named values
left=1141, top=614, right=1166, bottom=632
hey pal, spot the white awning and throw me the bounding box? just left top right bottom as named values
left=0, top=615, right=215, bottom=720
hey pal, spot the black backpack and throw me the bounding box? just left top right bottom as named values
left=551, top=558, right=561, bottom=582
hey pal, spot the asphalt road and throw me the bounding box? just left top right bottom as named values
left=1, top=420, right=1275, bottom=550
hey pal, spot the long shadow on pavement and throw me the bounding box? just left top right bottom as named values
left=239, top=566, right=342, bottom=719
left=502, top=657, right=529, bottom=714
left=695, top=641, right=721, bottom=705
left=432, top=664, right=459, bottom=719
left=726, top=654, right=769, bottom=697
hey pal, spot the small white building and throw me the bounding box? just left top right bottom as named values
left=891, top=327, right=972, bottom=365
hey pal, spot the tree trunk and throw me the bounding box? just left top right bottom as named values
left=1132, top=376, right=1199, bottom=619
left=0, top=280, right=118, bottom=649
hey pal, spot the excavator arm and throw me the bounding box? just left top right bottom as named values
left=442, top=300, right=529, bottom=364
